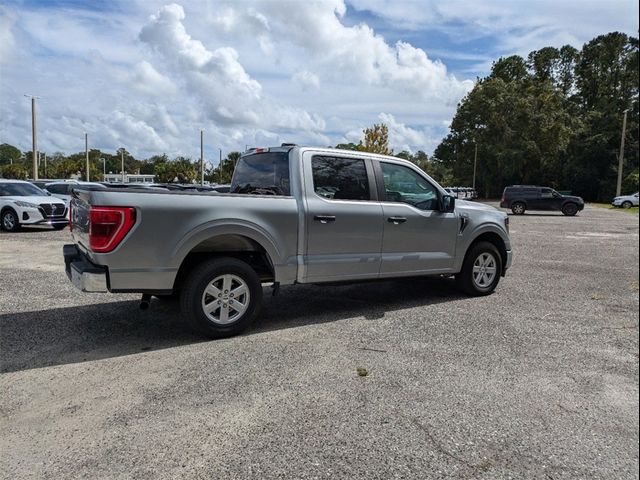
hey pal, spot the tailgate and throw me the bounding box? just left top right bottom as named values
left=70, top=191, right=91, bottom=250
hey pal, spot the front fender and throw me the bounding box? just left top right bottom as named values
left=454, top=223, right=511, bottom=272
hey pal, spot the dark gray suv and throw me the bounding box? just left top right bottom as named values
left=500, top=185, right=584, bottom=216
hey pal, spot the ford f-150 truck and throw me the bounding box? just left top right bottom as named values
left=64, top=145, right=512, bottom=338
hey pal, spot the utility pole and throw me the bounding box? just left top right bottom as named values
left=472, top=142, right=478, bottom=191
left=25, top=95, right=39, bottom=180
left=100, top=158, right=106, bottom=178
left=121, top=149, right=125, bottom=183
left=200, top=130, right=204, bottom=186
left=43, top=153, right=47, bottom=178
left=85, top=133, right=90, bottom=181
left=616, top=109, right=629, bottom=197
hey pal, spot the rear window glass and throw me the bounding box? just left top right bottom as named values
left=230, top=152, right=290, bottom=195
left=46, top=184, right=71, bottom=194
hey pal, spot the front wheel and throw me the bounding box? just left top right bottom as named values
left=621, top=201, right=633, bottom=209
left=1, top=209, right=20, bottom=232
left=562, top=203, right=578, bottom=216
left=53, top=224, right=68, bottom=231
left=180, top=257, right=263, bottom=338
left=456, top=242, right=502, bottom=296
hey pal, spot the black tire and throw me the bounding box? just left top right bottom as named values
left=53, top=224, right=68, bottom=230
left=1, top=209, right=20, bottom=232
left=180, top=257, right=263, bottom=338
left=561, top=203, right=578, bottom=216
left=456, top=241, right=502, bottom=296
left=621, top=201, right=632, bottom=209
left=511, top=202, right=526, bottom=215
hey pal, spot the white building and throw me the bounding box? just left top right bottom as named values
left=103, top=173, right=155, bottom=184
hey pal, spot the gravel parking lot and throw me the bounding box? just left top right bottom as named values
left=1, top=204, right=638, bottom=479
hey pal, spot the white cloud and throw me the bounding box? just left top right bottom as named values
left=126, top=61, right=177, bottom=95
left=138, top=3, right=324, bottom=131
left=342, top=113, right=441, bottom=153
left=347, top=0, right=639, bottom=59
left=293, top=70, right=321, bottom=90
left=213, top=0, right=472, bottom=102
left=0, top=5, right=16, bottom=64
left=1, top=0, right=634, bottom=162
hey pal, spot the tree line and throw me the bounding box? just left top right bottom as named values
left=1, top=32, right=637, bottom=198
left=434, top=32, right=639, bottom=200
left=0, top=144, right=242, bottom=184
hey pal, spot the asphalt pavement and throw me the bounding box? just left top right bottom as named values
left=1, top=204, right=638, bottom=479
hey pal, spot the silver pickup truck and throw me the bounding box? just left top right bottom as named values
left=64, top=145, right=512, bottom=338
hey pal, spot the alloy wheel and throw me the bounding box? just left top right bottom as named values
left=201, top=274, right=250, bottom=325
left=472, top=252, right=497, bottom=289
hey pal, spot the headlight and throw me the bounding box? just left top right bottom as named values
left=14, top=200, right=38, bottom=208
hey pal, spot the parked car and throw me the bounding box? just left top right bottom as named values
left=611, top=192, right=639, bottom=208
left=500, top=185, right=584, bottom=216
left=64, top=145, right=512, bottom=339
left=0, top=179, right=68, bottom=231
left=44, top=181, right=107, bottom=205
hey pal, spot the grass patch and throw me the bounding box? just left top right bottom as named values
left=588, top=203, right=639, bottom=214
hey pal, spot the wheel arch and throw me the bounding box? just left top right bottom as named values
left=464, top=231, right=508, bottom=276
left=172, top=226, right=280, bottom=291
left=1, top=206, right=20, bottom=228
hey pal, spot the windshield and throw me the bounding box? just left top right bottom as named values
left=0, top=182, right=47, bottom=197
left=230, top=152, right=290, bottom=195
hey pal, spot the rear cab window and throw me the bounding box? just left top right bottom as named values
left=230, top=152, right=291, bottom=195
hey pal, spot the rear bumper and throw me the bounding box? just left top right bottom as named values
left=63, top=244, right=108, bottom=292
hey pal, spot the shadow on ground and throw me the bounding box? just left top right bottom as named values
left=1, top=277, right=464, bottom=373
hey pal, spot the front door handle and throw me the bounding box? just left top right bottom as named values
left=387, top=216, right=407, bottom=224
left=314, top=215, right=336, bottom=224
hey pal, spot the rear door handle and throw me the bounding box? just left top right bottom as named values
left=387, top=216, right=407, bottom=224
left=314, top=215, right=336, bottom=223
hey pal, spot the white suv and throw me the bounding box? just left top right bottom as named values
left=612, top=192, right=639, bottom=209
left=0, top=179, right=68, bottom=231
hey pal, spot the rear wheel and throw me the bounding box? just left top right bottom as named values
left=180, top=257, right=263, bottom=338
left=1, top=209, right=20, bottom=232
left=562, top=203, right=578, bottom=216
left=456, top=242, right=502, bottom=296
left=511, top=202, right=525, bottom=215
left=621, top=201, right=632, bottom=209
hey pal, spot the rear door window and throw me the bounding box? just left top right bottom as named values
left=540, top=188, right=553, bottom=198
left=312, top=156, right=371, bottom=201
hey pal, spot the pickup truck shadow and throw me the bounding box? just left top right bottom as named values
left=1, top=277, right=463, bottom=373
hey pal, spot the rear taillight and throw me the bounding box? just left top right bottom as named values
left=501, top=195, right=506, bottom=203
left=89, top=207, right=136, bottom=253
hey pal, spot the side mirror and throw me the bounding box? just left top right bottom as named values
left=441, top=194, right=455, bottom=213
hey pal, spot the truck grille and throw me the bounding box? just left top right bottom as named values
left=39, top=203, right=67, bottom=218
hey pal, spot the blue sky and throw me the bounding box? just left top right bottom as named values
left=1, top=0, right=638, bottom=161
